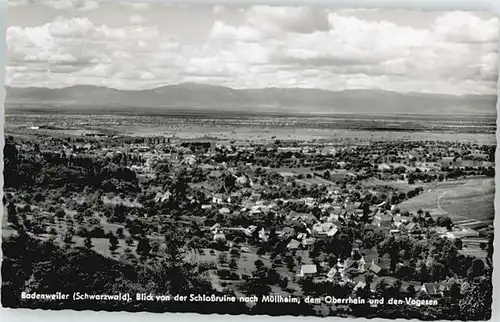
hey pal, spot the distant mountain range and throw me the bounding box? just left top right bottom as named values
left=4, top=83, right=498, bottom=115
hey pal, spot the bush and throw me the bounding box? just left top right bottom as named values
left=88, top=226, right=106, bottom=238
left=436, top=216, right=453, bottom=230
left=217, top=268, right=231, bottom=279
left=125, top=236, right=134, bottom=246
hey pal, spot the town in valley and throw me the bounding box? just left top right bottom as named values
left=2, top=111, right=495, bottom=320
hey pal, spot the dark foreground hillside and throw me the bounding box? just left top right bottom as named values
left=1, top=231, right=492, bottom=320
left=1, top=135, right=495, bottom=320
left=1, top=231, right=251, bottom=314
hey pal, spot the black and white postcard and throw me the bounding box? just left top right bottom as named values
left=1, top=1, right=498, bottom=321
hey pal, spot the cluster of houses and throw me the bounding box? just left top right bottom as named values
left=201, top=182, right=485, bottom=300
left=297, top=247, right=455, bottom=298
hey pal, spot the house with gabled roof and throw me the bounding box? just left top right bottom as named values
left=302, top=237, right=316, bottom=247
left=212, top=194, right=224, bottom=204
left=312, top=222, right=339, bottom=238
left=258, top=228, right=269, bottom=242
left=421, top=283, right=439, bottom=296
left=213, top=231, right=226, bottom=242
left=369, top=261, right=382, bottom=275
left=279, top=227, right=296, bottom=239
left=298, top=264, right=318, bottom=277
left=297, top=232, right=307, bottom=240
left=287, top=239, right=301, bottom=250
left=326, top=267, right=338, bottom=280
left=354, top=281, right=367, bottom=292
left=405, top=222, right=417, bottom=232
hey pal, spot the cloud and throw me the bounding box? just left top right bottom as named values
left=122, top=2, right=152, bottom=10
left=128, top=14, right=145, bottom=24
left=46, top=0, right=101, bottom=10
left=245, top=6, right=330, bottom=34
left=9, top=0, right=155, bottom=10
left=8, top=0, right=31, bottom=7
left=7, top=17, right=159, bottom=66
left=433, top=11, right=500, bottom=43
left=5, top=6, right=500, bottom=95
left=8, top=0, right=102, bottom=10
left=212, top=5, right=226, bottom=15
left=205, top=8, right=499, bottom=93
left=209, top=21, right=264, bottom=42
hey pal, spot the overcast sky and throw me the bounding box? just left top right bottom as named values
left=5, top=0, right=500, bottom=95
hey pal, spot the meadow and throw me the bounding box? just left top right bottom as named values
left=398, top=177, right=494, bottom=226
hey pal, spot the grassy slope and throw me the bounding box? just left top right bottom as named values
left=398, top=177, right=494, bottom=224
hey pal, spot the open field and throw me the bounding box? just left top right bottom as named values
left=6, top=125, right=496, bottom=145
left=365, top=179, right=434, bottom=194
left=398, top=177, right=494, bottom=226
left=272, top=167, right=345, bottom=185
left=5, top=112, right=497, bottom=145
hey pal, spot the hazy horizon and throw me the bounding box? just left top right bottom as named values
left=3, top=82, right=499, bottom=98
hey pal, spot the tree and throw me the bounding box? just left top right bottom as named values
left=365, top=273, right=374, bottom=286
left=419, top=263, right=430, bottom=282
left=7, top=203, right=19, bottom=227
left=392, top=279, right=403, bottom=297
left=454, top=238, right=463, bottom=250
left=164, top=231, right=186, bottom=265
left=406, top=284, right=416, bottom=297
left=487, top=234, right=493, bottom=260
left=429, top=262, right=446, bottom=281
left=376, top=279, right=389, bottom=298
left=218, top=253, right=228, bottom=265
left=84, top=236, right=93, bottom=249
left=467, top=259, right=485, bottom=279
left=437, top=216, right=453, bottom=230
left=279, top=277, right=289, bottom=290
left=361, top=202, right=370, bottom=223
left=125, top=236, right=134, bottom=246
left=459, top=276, right=492, bottom=320
left=63, top=232, right=73, bottom=248
left=116, top=227, right=125, bottom=239
left=169, top=167, right=190, bottom=207
left=109, top=233, right=119, bottom=254
left=136, top=237, right=151, bottom=258
left=332, top=233, right=352, bottom=260
left=389, top=242, right=400, bottom=273
left=55, top=209, right=66, bottom=219
left=229, top=258, right=238, bottom=270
